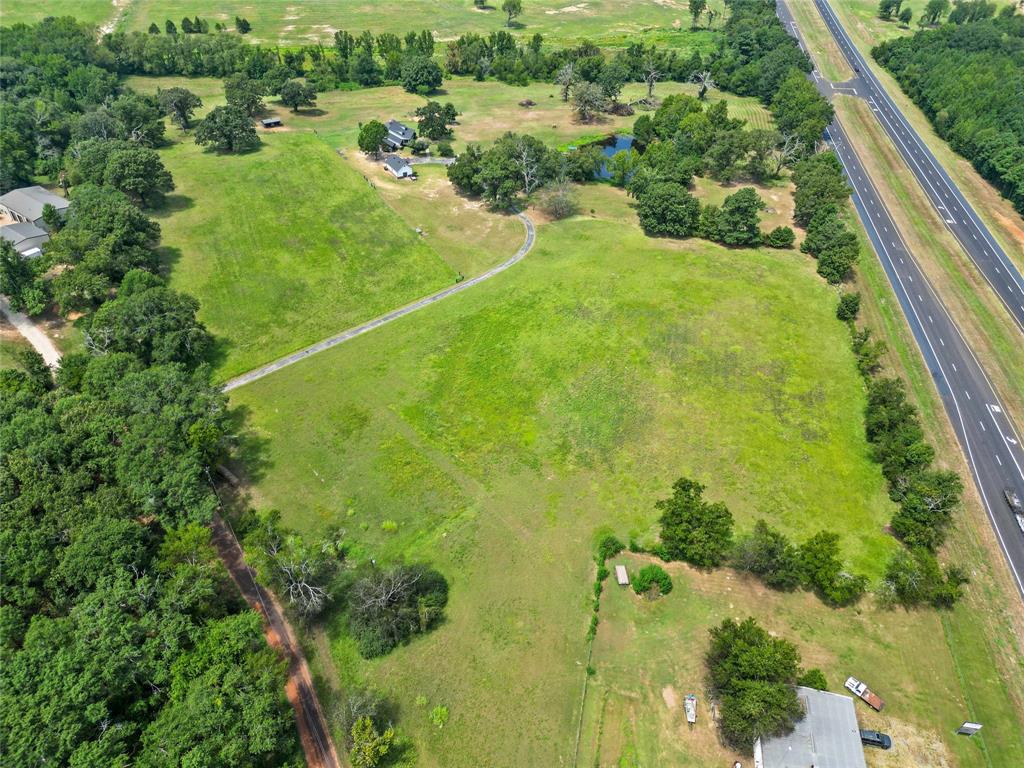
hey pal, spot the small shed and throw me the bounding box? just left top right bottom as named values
left=0, top=221, right=49, bottom=258
left=383, top=156, right=415, bottom=179
left=614, top=565, right=629, bottom=586
left=261, top=117, right=282, bottom=128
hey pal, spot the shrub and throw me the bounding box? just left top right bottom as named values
left=633, top=564, right=673, bottom=598
left=429, top=705, right=449, bottom=729
left=656, top=477, right=733, bottom=567
left=836, top=291, right=861, bottom=322
left=765, top=225, right=796, bottom=248
left=880, top=547, right=968, bottom=608
left=348, top=564, right=449, bottom=658
left=437, top=141, right=454, bottom=157
left=596, top=534, right=625, bottom=563
left=538, top=182, right=580, bottom=220
left=636, top=182, right=701, bottom=237
left=798, top=531, right=867, bottom=606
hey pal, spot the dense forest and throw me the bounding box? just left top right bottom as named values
left=873, top=5, right=1024, bottom=214
left=0, top=18, right=301, bottom=766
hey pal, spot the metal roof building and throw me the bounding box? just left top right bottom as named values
left=754, top=687, right=867, bottom=768
left=0, top=185, right=69, bottom=228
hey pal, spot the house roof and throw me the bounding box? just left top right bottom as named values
left=755, top=687, right=867, bottom=768
left=384, top=156, right=412, bottom=173
left=0, top=221, right=49, bottom=246
left=386, top=120, right=415, bottom=141
left=0, top=186, right=69, bottom=221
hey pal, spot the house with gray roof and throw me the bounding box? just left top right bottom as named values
left=383, top=156, right=415, bottom=179
left=0, top=221, right=49, bottom=258
left=0, top=186, right=69, bottom=229
left=383, top=119, right=416, bottom=150
left=754, top=687, right=867, bottom=768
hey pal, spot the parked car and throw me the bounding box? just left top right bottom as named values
left=860, top=729, right=892, bottom=749
left=1006, top=488, right=1024, bottom=534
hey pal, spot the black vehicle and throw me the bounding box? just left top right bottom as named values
left=854, top=65, right=861, bottom=73
left=860, top=729, right=892, bottom=749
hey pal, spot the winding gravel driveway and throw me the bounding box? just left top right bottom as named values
left=0, top=297, right=61, bottom=367
left=224, top=211, right=535, bottom=392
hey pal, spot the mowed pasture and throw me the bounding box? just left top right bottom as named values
left=0, top=0, right=115, bottom=27
left=229, top=184, right=916, bottom=766
left=118, top=0, right=726, bottom=47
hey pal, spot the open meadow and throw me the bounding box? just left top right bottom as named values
left=220, top=178, right=1024, bottom=766
left=118, top=0, right=726, bottom=47
left=126, top=75, right=773, bottom=381
left=0, top=0, right=116, bottom=27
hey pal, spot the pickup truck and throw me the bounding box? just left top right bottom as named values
left=845, top=676, right=884, bottom=711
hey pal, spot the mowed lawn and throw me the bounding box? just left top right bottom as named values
left=150, top=130, right=457, bottom=380
left=120, top=0, right=725, bottom=47
left=583, top=552, right=1024, bottom=768
left=229, top=184, right=912, bottom=766
left=0, top=0, right=115, bottom=27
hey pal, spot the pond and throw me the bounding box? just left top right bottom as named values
left=597, top=134, right=634, bottom=180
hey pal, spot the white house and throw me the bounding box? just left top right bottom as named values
left=0, top=185, right=69, bottom=229
left=383, top=156, right=415, bottom=179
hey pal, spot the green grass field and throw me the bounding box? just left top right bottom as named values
left=119, top=0, right=726, bottom=47
left=148, top=128, right=457, bottom=380
left=227, top=182, right=921, bottom=766
left=0, top=0, right=116, bottom=27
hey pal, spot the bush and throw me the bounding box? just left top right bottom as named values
left=656, top=477, right=733, bottom=567
left=538, top=182, right=580, bottom=220
left=437, top=141, right=454, bottom=157
left=798, top=531, right=867, bottom=606
left=596, top=534, right=625, bottom=563
left=880, top=547, right=968, bottom=608
left=836, top=291, right=861, bottom=322
left=348, top=564, right=449, bottom=658
left=796, top=668, right=828, bottom=691
left=764, top=225, right=796, bottom=248
left=633, top=564, right=673, bottom=598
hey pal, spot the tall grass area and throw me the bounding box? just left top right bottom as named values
left=119, top=0, right=727, bottom=47
left=229, top=188, right=920, bottom=766
left=149, top=129, right=457, bottom=380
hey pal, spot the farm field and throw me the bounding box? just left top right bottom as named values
left=0, top=0, right=116, bottom=27
left=228, top=181, right=924, bottom=766
left=118, top=0, right=726, bottom=47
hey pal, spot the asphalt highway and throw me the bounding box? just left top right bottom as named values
left=813, top=0, right=1024, bottom=333
left=778, top=0, right=1024, bottom=600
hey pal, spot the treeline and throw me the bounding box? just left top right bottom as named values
left=146, top=15, right=252, bottom=35
left=873, top=6, right=1024, bottom=214
left=789, top=147, right=968, bottom=609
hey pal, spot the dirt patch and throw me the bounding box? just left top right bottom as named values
left=661, top=685, right=678, bottom=711
left=994, top=211, right=1024, bottom=252
left=546, top=3, right=589, bottom=14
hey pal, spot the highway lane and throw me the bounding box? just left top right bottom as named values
left=813, top=0, right=1024, bottom=334
left=778, top=0, right=1024, bottom=601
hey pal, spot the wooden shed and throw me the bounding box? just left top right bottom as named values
left=614, top=565, right=629, bottom=586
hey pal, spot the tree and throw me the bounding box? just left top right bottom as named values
left=555, top=62, right=578, bottom=102
left=86, top=275, right=212, bottom=367
left=891, top=469, right=963, bottom=550
left=771, top=71, right=834, bottom=151
left=898, top=7, right=913, bottom=25
left=597, top=61, right=628, bottom=104
left=798, top=531, right=867, bottom=605
left=502, top=0, right=523, bottom=27
left=921, top=0, right=949, bottom=25
left=731, top=520, right=802, bottom=590
left=194, top=106, right=260, bottom=152
left=349, top=717, right=394, bottom=768
left=633, top=564, right=673, bottom=598
left=690, top=0, right=707, bottom=27
left=706, top=618, right=803, bottom=750
left=642, top=57, right=661, bottom=100
left=792, top=152, right=849, bottom=227
left=348, top=564, right=449, bottom=657
left=447, top=143, right=485, bottom=196
left=401, top=55, right=443, bottom=94
left=716, top=188, right=766, bottom=246
left=765, top=226, right=795, bottom=249
left=348, top=49, right=382, bottom=86
left=836, top=291, right=861, bottom=321
left=802, top=210, right=859, bottom=283
left=571, top=81, right=608, bottom=122
left=279, top=79, right=317, bottom=112
left=636, top=182, right=701, bottom=238
left=148, top=22, right=160, bottom=34
left=797, top=669, right=829, bottom=691
left=103, top=145, right=174, bottom=207
left=0, top=241, right=46, bottom=315
left=358, top=120, right=389, bottom=157
left=693, top=70, right=715, bottom=100
left=165, top=19, right=177, bottom=35
left=608, top=148, right=639, bottom=187
left=656, top=477, right=733, bottom=566
left=473, top=133, right=557, bottom=207
left=234, top=16, right=252, bottom=34
left=224, top=74, right=265, bottom=117
left=880, top=547, right=968, bottom=608
left=415, top=101, right=457, bottom=140
left=158, top=87, right=202, bottom=130
left=537, top=181, right=580, bottom=220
